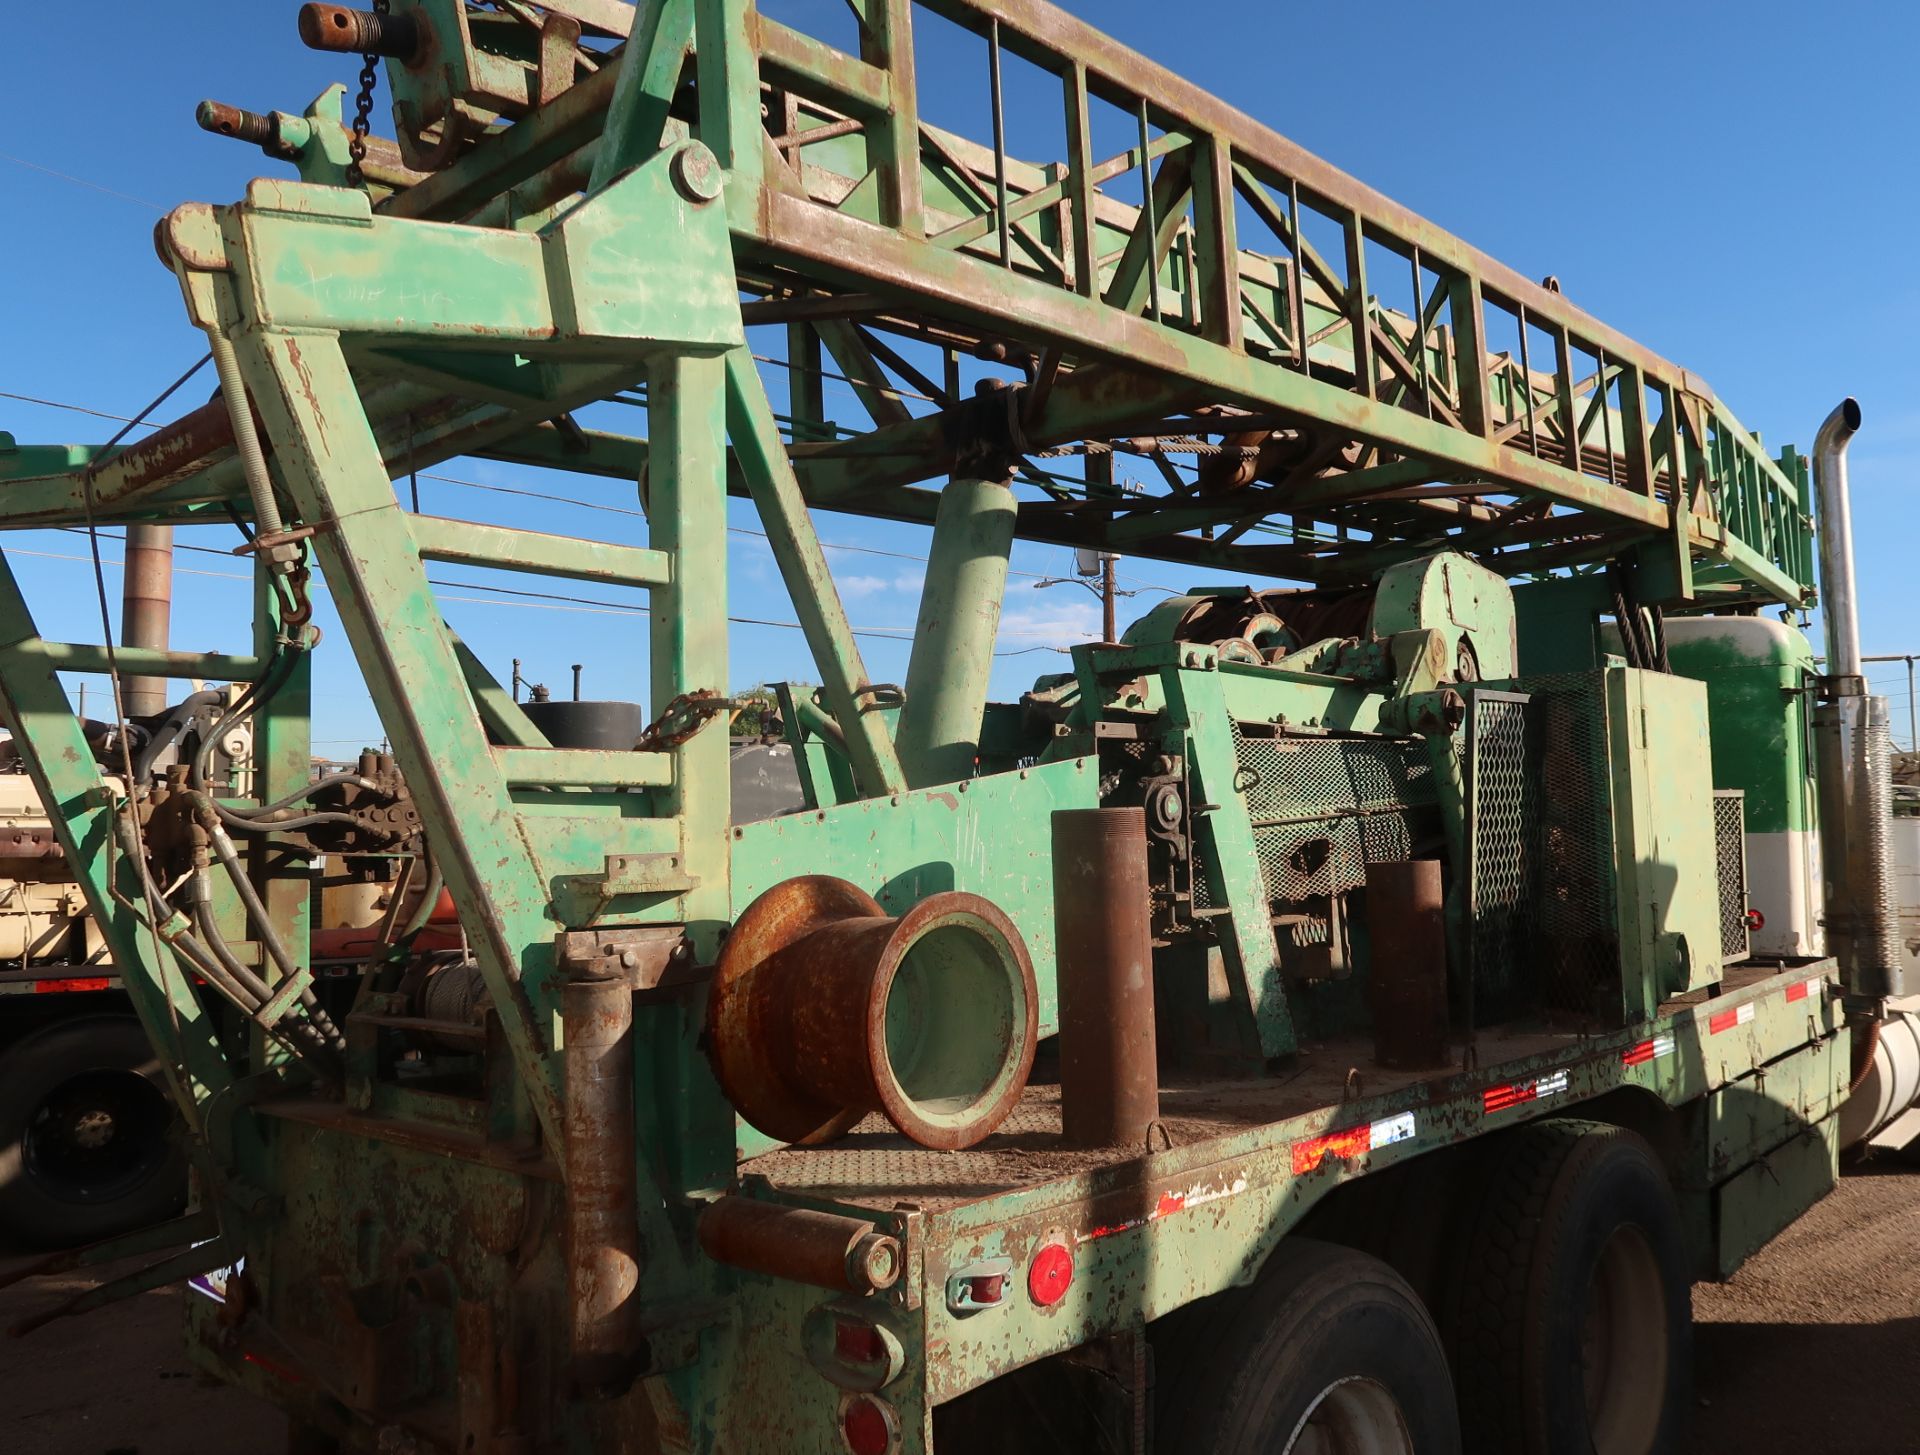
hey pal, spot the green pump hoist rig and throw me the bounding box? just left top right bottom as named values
left=1, top=3, right=1907, bottom=1453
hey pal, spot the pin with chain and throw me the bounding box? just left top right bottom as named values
left=345, top=0, right=392, bottom=188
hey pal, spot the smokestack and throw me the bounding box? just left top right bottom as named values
left=1810, top=398, right=1906, bottom=1000
left=120, top=524, right=174, bottom=718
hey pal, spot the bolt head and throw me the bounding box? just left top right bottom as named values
left=670, top=142, right=723, bottom=204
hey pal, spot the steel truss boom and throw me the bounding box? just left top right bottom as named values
left=2, top=0, right=1812, bottom=608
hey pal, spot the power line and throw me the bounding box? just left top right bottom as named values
left=17, top=544, right=1054, bottom=655
left=0, top=151, right=166, bottom=212
left=6, top=386, right=1191, bottom=596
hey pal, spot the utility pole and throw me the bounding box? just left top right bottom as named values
left=1863, top=653, right=1920, bottom=750
left=1101, top=552, right=1117, bottom=644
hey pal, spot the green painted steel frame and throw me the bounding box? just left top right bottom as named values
left=0, top=3, right=1842, bottom=1450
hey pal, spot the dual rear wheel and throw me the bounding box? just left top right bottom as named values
left=1153, top=1120, right=1689, bottom=1455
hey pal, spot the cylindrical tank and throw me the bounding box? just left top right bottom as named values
left=522, top=700, right=643, bottom=750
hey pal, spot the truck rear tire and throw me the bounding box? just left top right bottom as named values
left=1443, top=1118, right=1690, bottom=1455
left=0, top=1015, right=185, bottom=1247
left=1153, top=1237, right=1461, bottom=1454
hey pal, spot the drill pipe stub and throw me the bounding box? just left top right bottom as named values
left=707, top=876, right=1038, bottom=1150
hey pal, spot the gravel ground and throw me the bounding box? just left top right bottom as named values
left=1692, top=1160, right=1920, bottom=1454
left=2, top=1164, right=1916, bottom=1454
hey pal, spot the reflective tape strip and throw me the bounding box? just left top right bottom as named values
left=1622, top=1034, right=1676, bottom=1067
left=1784, top=976, right=1823, bottom=1004
left=1291, top=1112, right=1418, bottom=1175
left=1079, top=1175, right=1250, bottom=1241
left=1709, top=1001, right=1757, bottom=1035
left=1371, top=1111, right=1417, bottom=1149
left=1482, top=1069, right=1570, bottom=1115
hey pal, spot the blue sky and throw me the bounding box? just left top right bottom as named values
left=3, top=2, right=1917, bottom=750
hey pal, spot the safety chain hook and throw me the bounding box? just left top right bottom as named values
left=346, top=0, right=391, bottom=188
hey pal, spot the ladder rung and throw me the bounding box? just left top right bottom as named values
left=31, top=643, right=267, bottom=681
left=495, top=746, right=671, bottom=787
left=412, top=514, right=669, bottom=588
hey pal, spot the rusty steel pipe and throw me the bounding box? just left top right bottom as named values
left=196, top=100, right=278, bottom=150
left=1051, top=808, right=1159, bottom=1148
left=561, top=973, right=642, bottom=1396
left=697, top=1197, right=902, bottom=1295
left=1365, top=859, right=1451, bottom=1069
left=297, top=3, right=422, bottom=60
left=120, top=524, right=174, bottom=718
left=708, top=876, right=1038, bottom=1150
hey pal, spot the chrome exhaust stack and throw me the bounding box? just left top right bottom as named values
left=1810, top=398, right=1908, bottom=1004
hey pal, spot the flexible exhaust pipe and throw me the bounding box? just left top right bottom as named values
left=1810, top=400, right=1908, bottom=1014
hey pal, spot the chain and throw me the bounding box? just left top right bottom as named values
left=345, top=0, right=392, bottom=188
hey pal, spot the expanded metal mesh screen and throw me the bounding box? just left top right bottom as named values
left=1234, top=730, right=1436, bottom=903
left=1466, top=692, right=1533, bottom=1021
left=1714, top=789, right=1750, bottom=962
left=1468, top=676, right=1622, bottom=1029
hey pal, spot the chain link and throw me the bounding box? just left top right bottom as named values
left=345, top=0, right=392, bottom=188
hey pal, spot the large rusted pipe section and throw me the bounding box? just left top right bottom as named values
left=894, top=474, right=1018, bottom=788
left=119, top=524, right=174, bottom=718
left=1051, top=808, right=1160, bottom=1149
left=1365, top=859, right=1451, bottom=1069
left=697, top=1197, right=902, bottom=1295
left=707, top=876, right=1038, bottom=1150
left=562, top=972, right=642, bottom=1396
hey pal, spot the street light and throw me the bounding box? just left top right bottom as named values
left=1032, top=558, right=1134, bottom=644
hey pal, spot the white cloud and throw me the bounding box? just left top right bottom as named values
left=997, top=599, right=1100, bottom=645
left=838, top=574, right=892, bottom=598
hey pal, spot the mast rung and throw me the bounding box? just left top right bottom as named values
left=412, top=514, right=669, bottom=588
left=494, top=746, right=671, bottom=788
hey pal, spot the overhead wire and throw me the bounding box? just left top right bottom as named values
left=0, top=150, right=166, bottom=212
left=6, top=386, right=1194, bottom=597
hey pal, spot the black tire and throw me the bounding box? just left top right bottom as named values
left=1153, top=1237, right=1461, bottom=1454
left=0, top=1015, right=186, bottom=1247
left=1443, top=1119, right=1691, bottom=1455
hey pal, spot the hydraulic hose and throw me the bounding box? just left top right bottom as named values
left=195, top=808, right=346, bottom=1050
left=239, top=770, right=377, bottom=817
left=131, top=690, right=224, bottom=781
left=1850, top=1014, right=1884, bottom=1096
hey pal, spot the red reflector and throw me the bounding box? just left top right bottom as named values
left=841, top=1394, right=894, bottom=1455
left=1291, top=1124, right=1370, bottom=1175
left=833, top=1317, right=886, bottom=1366
left=34, top=976, right=112, bottom=994
left=1746, top=908, right=1766, bottom=930
left=1028, top=1242, right=1073, bottom=1307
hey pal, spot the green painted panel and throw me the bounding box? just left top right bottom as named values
left=730, top=754, right=1099, bottom=1040
left=1712, top=1114, right=1837, bottom=1280
left=1662, top=616, right=1817, bottom=836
